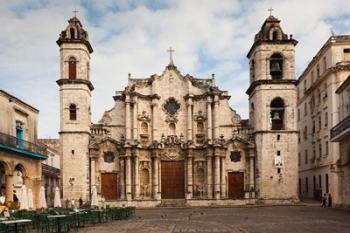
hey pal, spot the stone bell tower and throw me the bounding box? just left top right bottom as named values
left=56, top=16, right=93, bottom=201
left=246, top=15, right=299, bottom=202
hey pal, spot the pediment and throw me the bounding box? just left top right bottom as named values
left=228, top=135, right=255, bottom=148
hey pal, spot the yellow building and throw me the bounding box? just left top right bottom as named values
left=0, top=90, right=48, bottom=208
left=331, top=75, right=350, bottom=206
left=297, top=36, right=350, bottom=206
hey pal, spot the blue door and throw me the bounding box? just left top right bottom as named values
left=16, top=125, right=24, bottom=149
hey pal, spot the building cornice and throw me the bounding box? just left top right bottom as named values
left=298, top=35, right=350, bottom=82
left=246, top=79, right=297, bottom=95
left=56, top=39, right=93, bottom=53
left=0, top=89, right=39, bottom=113
left=247, top=39, right=298, bottom=58
left=56, top=79, right=94, bottom=91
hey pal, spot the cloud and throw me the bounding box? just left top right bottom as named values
left=1, top=0, right=350, bottom=138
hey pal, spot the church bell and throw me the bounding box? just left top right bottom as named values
left=272, top=111, right=281, bottom=120
left=270, top=61, right=281, bottom=74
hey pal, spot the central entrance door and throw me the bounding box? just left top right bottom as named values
left=101, top=173, right=118, bottom=200
left=228, top=172, right=244, bottom=199
left=161, top=161, right=185, bottom=199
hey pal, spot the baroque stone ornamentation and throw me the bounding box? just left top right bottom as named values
left=138, top=110, right=151, bottom=122
left=163, top=97, right=180, bottom=115
left=194, top=110, right=207, bottom=122
left=103, top=151, right=115, bottom=163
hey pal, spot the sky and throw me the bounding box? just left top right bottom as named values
left=1, top=0, right=350, bottom=138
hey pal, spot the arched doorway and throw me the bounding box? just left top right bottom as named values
left=0, top=162, right=6, bottom=200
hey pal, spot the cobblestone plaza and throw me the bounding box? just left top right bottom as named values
left=83, top=205, right=350, bottom=233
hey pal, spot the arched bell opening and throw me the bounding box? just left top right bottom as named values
left=270, top=53, right=283, bottom=80
left=270, top=97, right=285, bottom=130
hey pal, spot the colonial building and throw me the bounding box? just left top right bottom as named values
left=38, top=139, right=61, bottom=207
left=330, top=75, right=350, bottom=206
left=297, top=36, right=350, bottom=206
left=57, top=15, right=299, bottom=207
left=0, top=90, right=48, bottom=208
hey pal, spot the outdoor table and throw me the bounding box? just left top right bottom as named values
left=48, top=214, right=66, bottom=233
left=1, top=219, right=32, bottom=233
left=69, top=211, right=86, bottom=227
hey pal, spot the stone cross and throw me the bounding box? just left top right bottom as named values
left=268, top=7, right=274, bottom=16
left=73, top=9, right=79, bottom=17
left=167, top=47, right=175, bottom=64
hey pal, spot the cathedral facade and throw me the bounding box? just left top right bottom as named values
left=57, top=15, right=299, bottom=207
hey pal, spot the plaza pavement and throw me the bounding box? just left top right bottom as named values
left=82, top=204, right=350, bottom=233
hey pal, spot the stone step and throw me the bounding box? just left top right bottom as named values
left=160, top=199, right=187, bottom=207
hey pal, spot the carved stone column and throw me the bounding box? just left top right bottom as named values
left=125, top=95, right=131, bottom=140
left=133, top=96, right=138, bottom=141
left=151, top=99, right=158, bottom=141
left=5, top=174, right=14, bottom=203
left=249, top=149, right=255, bottom=198
left=206, top=152, right=213, bottom=199
left=158, top=158, right=161, bottom=194
left=120, top=158, right=125, bottom=199
left=187, top=98, right=193, bottom=141
left=134, top=155, right=140, bottom=199
left=207, top=97, right=213, bottom=143
left=186, top=150, right=193, bottom=199
left=153, top=155, right=160, bottom=200
left=220, top=156, right=226, bottom=199
left=90, top=158, right=96, bottom=187
left=213, top=95, right=220, bottom=139
left=125, top=152, right=132, bottom=200
left=214, top=150, right=221, bottom=200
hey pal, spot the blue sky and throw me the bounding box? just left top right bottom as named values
left=1, top=0, right=350, bottom=138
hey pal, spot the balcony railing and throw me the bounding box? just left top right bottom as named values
left=330, top=114, right=350, bottom=141
left=0, top=132, right=47, bottom=159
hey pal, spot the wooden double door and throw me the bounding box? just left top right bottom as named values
left=228, top=172, right=244, bottom=199
left=161, top=161, right=185, bottom=199
left=101, top=173, right=118, bottom=200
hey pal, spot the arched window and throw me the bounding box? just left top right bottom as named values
left=270, top=53, right=283, bottom=80
left=69, top=104, right=77, bottom=120
left=87, top=62, right=90, bottom=80
left=250, top=60, right=255, bottom=82
left=68, top=57, right=77, bottom=80
left=70, top=28, right=75, bottom=39
left=0, top=163, right=6, bottom=197
left=272, top=31, right=278, bottom=40
left=270, top=97, right=284, bottom=130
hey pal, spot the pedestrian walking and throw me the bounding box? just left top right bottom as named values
left=321, top=193, right=327, bottom=208
left=328, top=193, right=332, bottom=208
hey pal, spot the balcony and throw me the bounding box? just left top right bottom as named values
left=0, top=132, right=48, bottom=160
left=330, top=114, right=350, bottom=142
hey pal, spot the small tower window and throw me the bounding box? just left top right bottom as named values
left=270, top=97, right=284, bottom=130
left=69, top=104, right=77, bottom=120
left=270, top=53, right=283, bottom=80
left=68, top=57, right=77, bottom=80
left=272, top=31, right=278, bottom=40
left=250, top=60, right=255, bottom=82
left=70, top=28, right=76, bottom=39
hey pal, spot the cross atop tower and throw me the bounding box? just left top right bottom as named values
left=268, top=7, right=274, bottom=16
left=167, top=46, right=175, bottom=64
left=73, top=9, right=79, bottom=17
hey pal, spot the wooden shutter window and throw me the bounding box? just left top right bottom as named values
left=68, top=57, right=77, bottom=80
